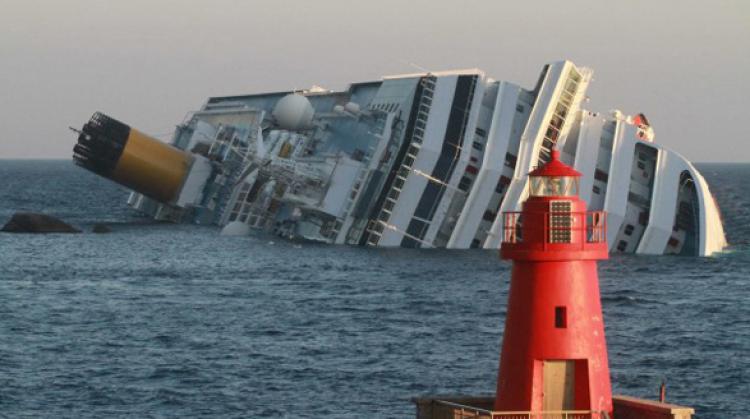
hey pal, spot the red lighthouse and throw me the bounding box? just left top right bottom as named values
left=494, top=150, right=612, bottom=417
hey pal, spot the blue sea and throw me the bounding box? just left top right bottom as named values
left=0, top=160, right=748, bottom=418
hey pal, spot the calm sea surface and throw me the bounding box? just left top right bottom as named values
left=0, top=161, right=748, bottom=418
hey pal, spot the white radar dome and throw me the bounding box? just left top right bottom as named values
left=272, top=94, right=314, bottom=131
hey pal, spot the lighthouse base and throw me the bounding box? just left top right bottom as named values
left=412, top=395, right=694, bottom=419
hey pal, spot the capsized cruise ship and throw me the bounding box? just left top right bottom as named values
left=72, top=60, right=727, bottom=256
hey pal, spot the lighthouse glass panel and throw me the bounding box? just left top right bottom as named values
left=530, top=176, right=579, bottom=197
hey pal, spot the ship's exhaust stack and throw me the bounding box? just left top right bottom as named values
left=73, top=112, right=194, bottom=203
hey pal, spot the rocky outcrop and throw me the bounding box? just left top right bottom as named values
left=92, top=223, right=112, bottom=233
left=1, top=212, right=81, bottom=233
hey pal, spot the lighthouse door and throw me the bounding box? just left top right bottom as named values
left=542, top=360, right=575, bottom=414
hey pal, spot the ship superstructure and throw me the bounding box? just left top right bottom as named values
left=73, top=60, right=726, bottom=255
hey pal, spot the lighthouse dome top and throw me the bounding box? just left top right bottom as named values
left=528, top=150, right=582, bottom=177
left=528, top=150, right=581, bottom=197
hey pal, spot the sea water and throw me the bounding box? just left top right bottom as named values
left=0, top=161, right=748, bottom=418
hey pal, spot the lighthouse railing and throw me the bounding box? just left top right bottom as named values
left=501, top=211, right=607, bottom=247
left=431, top=399, right=610, bottom=418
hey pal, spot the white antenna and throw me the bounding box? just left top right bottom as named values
left=399, top=59, right=431, bottom=74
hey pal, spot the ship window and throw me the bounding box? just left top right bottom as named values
left=475, top=127, right=487, bottom=137
left=505, top=153, right=517, bottom=168
left=516, top=104, right=525, bottom=113
left=592, top=185, right=601, bottom=194
left=567, top=76, right=580, bottom=89
left=459, top=176, right=472, bottom=192
left=472, top=141, right=484, bottom=151
left=550, top=115, right=564, bottom=129
left=594, top=169, right=609, bottom=182
left=555, top=306, right=567, bottom=328
left=405, top=219, right=428, bottom=241
left=624, top=224, right=634, bottom=236
left=496, top=176, right=511, bottom=194
left=637, top=161, right=646, bottom=170
left=617, top=240, right=628, bottom=251
left=483, top=210, right=496, bottom=221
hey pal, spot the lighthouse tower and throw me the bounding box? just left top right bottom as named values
left=494, top=150, right=612, bottom=417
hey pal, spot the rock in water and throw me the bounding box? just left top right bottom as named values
left=92, top=223, right=112, bottom=233
left=1, top=212, right=81, bottom=233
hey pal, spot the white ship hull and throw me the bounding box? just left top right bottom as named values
left=75, top=60, right=726, bottom=256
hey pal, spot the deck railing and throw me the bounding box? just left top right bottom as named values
left=502, top=211, right=606, bottom=246
left=433, top=400, right=610, bottom=419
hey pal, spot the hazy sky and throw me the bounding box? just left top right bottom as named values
left=1, top=0, right=748, bottom=161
